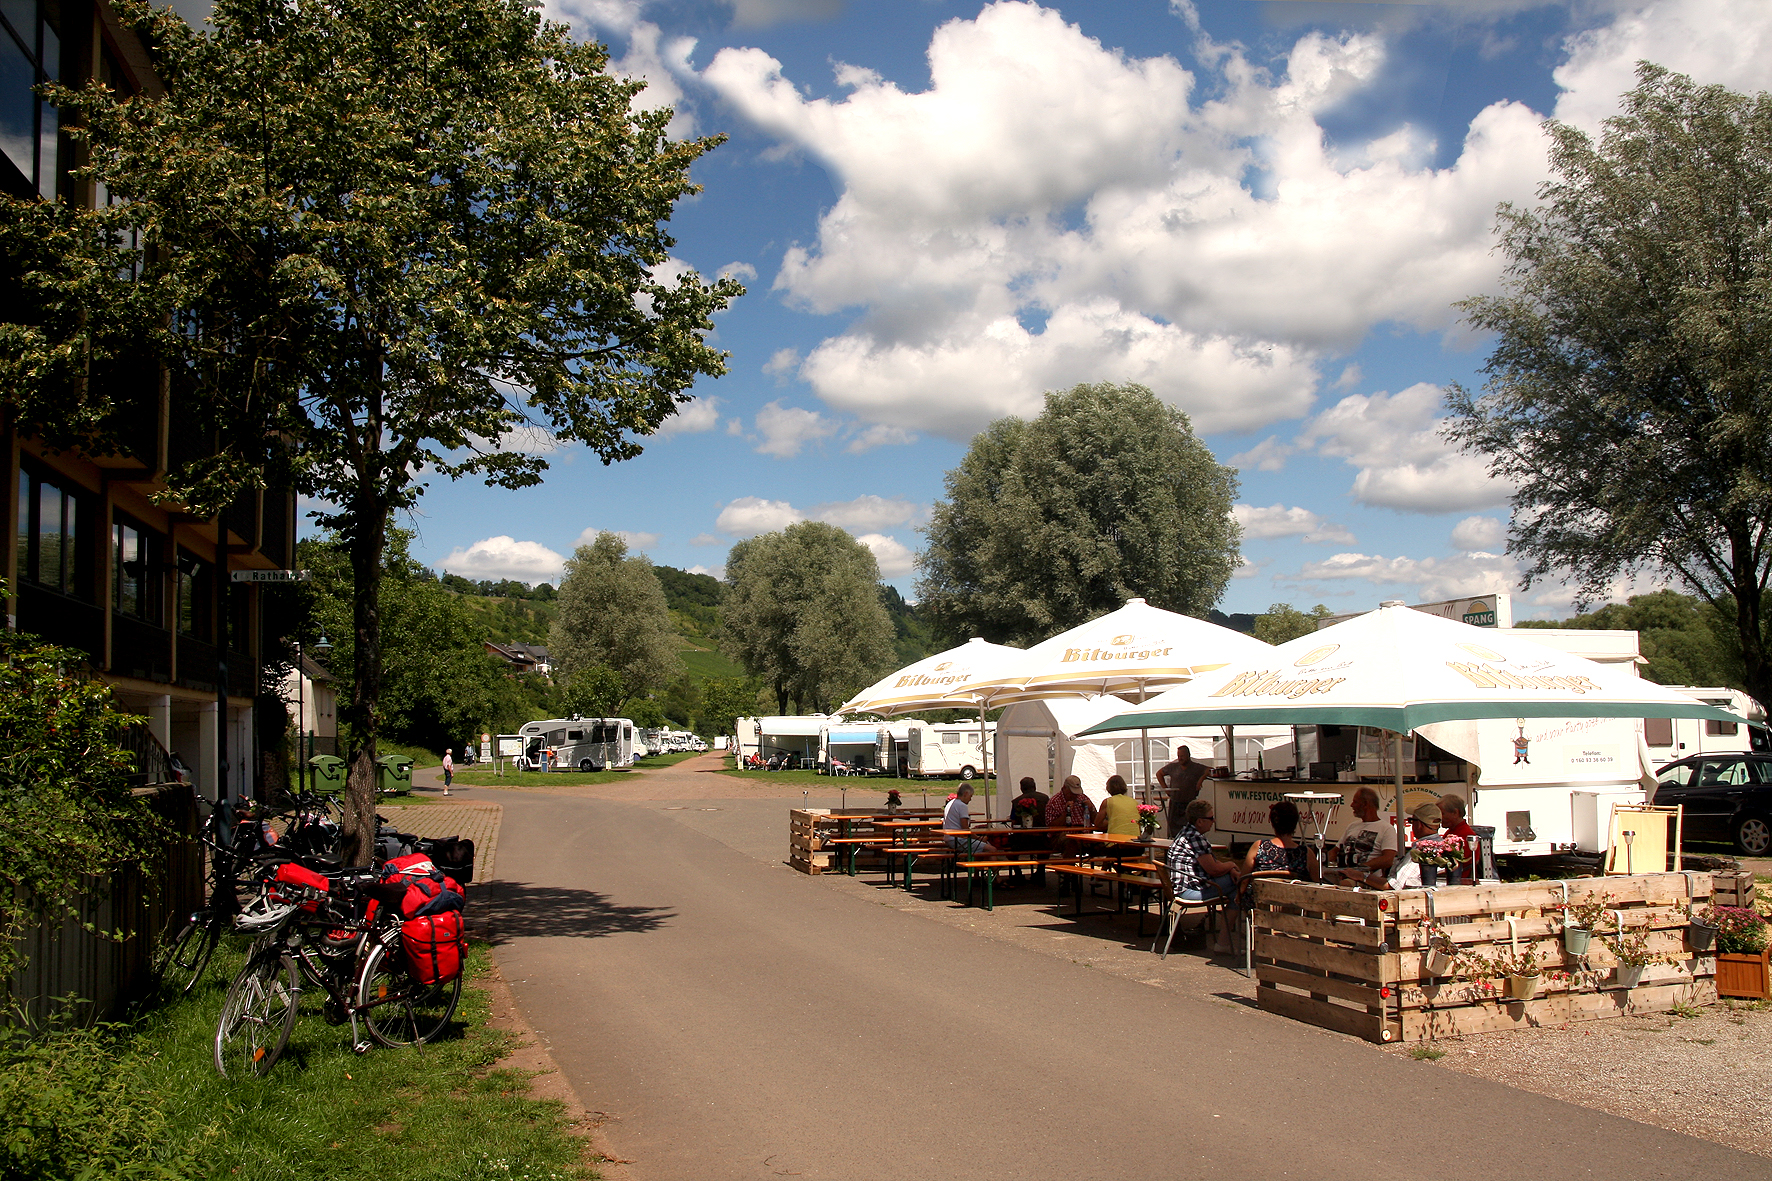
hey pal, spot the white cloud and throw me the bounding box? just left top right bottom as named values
left=1450, top=515, right=1507, bottom=553
left=814, top=494, right=920, bottom=531
left=573, top=527, right=661, bottom=552
left=698, top=2, right=1554, bottom=440
left=724, top=0, right=841, bottom=29
left=1232, top=556, right=1265, bottom=580
left=1333, top=363, right=1363, bottom=392
left=845, top=424, right=916, bottom=453
left=686, top=562, right=727, bottom=580
left=543, top=1, right=698, bottom=135
left=1299, top=382, right=1513, bottom=513
left=1294, top=550, right=1522, bottom=604
left=718, top=261, right=758, bottom=282
left=689, top=532, right=720, bottom=546
left=1233, top=504, right=1355, bottom=545
left=855, top=533, right=916, bottom=577
left=1231, top=436, right=1292, bottom=473
left=439, top=536, right=566, bottom=583
left=653, top=396, right=722, bottom=437
left=715, top=496, right=806, bottom=536
left=754, top=400, right=837, bottom=458
left=764, top=347, right=801, bottom=380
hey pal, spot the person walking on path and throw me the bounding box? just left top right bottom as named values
left=443, top=749, right=455, bottom=796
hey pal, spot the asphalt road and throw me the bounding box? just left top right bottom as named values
left=485, top=783, right=1767, bottom=1181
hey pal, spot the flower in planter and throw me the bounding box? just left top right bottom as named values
left=1711, top=906, right=1769, bottom=955
left=1136, top=803, right=1161, bottom=833
left=1412, top=836, right=1470, bottom=871
left=1549, top=890, right=1613, bottom=932
left=1610, top=927, right=1660, bottom=969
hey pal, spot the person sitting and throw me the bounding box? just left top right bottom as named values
left=1438, top=793, right=1477, bottom=879
left=943, top=784, right=995, bottom=855
left=1331, top=787, right=1399, bottom=885
left=1167, top=798, right=1242, bottom=952
left=1374, top=804, right=1444, bottom=889
left=1240, top=800, right=1319, bottom=887
left=1095, top=775, right=1142, bottom=838
left=1044, top=775, right=1097, bottom=828
left=1009, top=776, right=1050, bottom=822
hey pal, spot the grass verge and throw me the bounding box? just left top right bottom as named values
left=2, top=941, right=593, bottom=1181
left=452, top=768, right=635, bottom=787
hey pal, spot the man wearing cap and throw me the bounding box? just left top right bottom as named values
left=1331, top=787, right=1398, bottom=884
left=1343, top=804, right=1441, bottom=889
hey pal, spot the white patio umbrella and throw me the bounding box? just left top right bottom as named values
left=839, top=637, right=1024, bottom=816
left=956, top=598, right=1274, bottom=796
left=1078, top=599, right=1749, bottom=852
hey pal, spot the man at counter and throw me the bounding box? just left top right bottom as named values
left=1331, top=788, right=1398, bottom=885
left=1157, top=746, right=1210, bottom=835
left=1168, top=799, right=1242, bottom=953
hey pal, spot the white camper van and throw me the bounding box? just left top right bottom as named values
left=733, top=715, right=839, bottom=768
left=904, top=721, right=994, bottom=780
left=517, top=717, right=636, bottom=772
left=819, top=722, right=884, bottom=774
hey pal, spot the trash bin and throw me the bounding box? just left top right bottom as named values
left=307, top=754, right=346, bottom=793
left=376, top=754, right=414, bottom=795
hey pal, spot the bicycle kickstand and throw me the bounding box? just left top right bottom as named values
left=349, top=1011, right=372, bottom=1055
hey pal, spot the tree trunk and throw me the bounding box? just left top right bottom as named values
left=1730, top=541, right=1772, bottom=719
left=341, top=490, right=387, bottom=865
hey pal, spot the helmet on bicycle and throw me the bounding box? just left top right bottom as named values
left=233, top=886, right=299, bottom=933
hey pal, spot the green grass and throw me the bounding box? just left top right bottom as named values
left=13, top=941, right=592, bottom=1181
left=1407, top=1046, right=1446, bottom=1061
left=452, top=768, right=636, bottom=787
left=678, top=641, right=746, bottom=680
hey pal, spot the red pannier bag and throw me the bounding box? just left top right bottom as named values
left=400, top=911, right=465, bottom=984
left=379, top=853, right=464, bottom=919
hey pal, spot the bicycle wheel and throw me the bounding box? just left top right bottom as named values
left=214, top=951, right=301, bottom=1077
left=357, top=940, right=462, bottom=1048
left=155, top=912, right=222, bottom=996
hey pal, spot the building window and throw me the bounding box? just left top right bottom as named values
left=113, top=513, right=163, bottom=622
left=177, top=548, right=212, bottom=639
left=17, top=465, right=87, bottom=597
left=0, top=0, right=60, bottom=199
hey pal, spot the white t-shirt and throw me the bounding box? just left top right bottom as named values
left=1387, top=852, right=1421, bottom=890
left=943, top=796, right=971, bottom=831
left=1338, top=819, right=1399, bottom=869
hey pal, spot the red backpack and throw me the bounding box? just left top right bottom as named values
left=379, top=854, right=466, bottom=984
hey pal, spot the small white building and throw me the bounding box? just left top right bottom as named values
left=281, top=652, right=338, bottom=759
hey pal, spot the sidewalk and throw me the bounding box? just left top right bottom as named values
left=377, top=801, right=502, bottom=883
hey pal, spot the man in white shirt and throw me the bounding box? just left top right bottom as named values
left=943, top=784, right=994, bottom=853
left=1377, top=805, right=1443, bottom=889
left=1332, top=787, right=1398, bottom=885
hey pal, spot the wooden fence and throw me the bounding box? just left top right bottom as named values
left=6, top=785, right=203, bottom=1027
left=1251, top=873, right=1718, bottom=1044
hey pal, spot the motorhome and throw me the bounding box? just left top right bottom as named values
left=734, top=715, right=839, bottom=768
left=1649, top=687, right=1765, bottom=762
left=819, top=722, right=885, bottom=774
left=516, top=717, right=637, bottom=772
left=904, top=720, right=996, bottom=780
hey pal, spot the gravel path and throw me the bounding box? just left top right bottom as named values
left=1385, top=999, right=1772, bottom=1157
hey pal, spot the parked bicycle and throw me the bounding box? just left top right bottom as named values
left=214, top=856, right=465, bottom=1077
left=153, top=797, right=281, bottom=995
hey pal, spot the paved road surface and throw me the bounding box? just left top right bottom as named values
left=480, top=768, right=1765, bottom=1181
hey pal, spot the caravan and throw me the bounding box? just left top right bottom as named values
left=516, top=717, right=637, bottom=772
left=904, top=720, right=994, bottom=780
left=734, top=715, right=839, bottom=769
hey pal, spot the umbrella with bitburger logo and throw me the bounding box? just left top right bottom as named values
left=1079, top=599, right=1747, bottom=852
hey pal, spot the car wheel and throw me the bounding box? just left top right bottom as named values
left=1735, top=815, right=1772, bottom=856
left=959, top=766, right=975, bottom=781
left=580, top=759, right=595, bottom=772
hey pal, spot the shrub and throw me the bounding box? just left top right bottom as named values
left=1713, top=906, right=1768, bottom=955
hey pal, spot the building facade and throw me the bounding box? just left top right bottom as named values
left=4, top=0, right=296, bottom=802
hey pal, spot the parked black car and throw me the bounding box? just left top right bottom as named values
left=1651, top=752, right=1772, bottom=855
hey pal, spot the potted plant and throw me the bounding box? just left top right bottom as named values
left=1680, top=902, right=1720, bottom=952
left=1011, top=795, right=1040, bottom=828
left=1460, top=947, right=1542, bottom=1001
left=1412, top=836, right=1469, bottom=886
left=1549, top=891, right=1612, bottom=957
left=1422, top=922, right=1456, bottom=977
left=885, top=789, right=903, bottom=814
left=1712, top=906, right=1771, bottom=1000
left=1136, top=803, right=1162, bottom=840
left=1609, top=927, right=1659, bottom=989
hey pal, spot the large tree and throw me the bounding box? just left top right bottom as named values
left=1444, top=64, right=1772, bottom=712
left=25, top=0, right=740, bottom=860
left=550, top=532, right=680, bottom=718
left=917, top=382, right=1241, bottom=645
left=721, top=522, right=895, bottom=714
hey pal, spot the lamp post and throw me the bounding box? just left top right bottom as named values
left=294, top=635, right=332, bottom=794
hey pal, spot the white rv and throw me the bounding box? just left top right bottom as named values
left=1649, top=687, right=1764, bottom=762
left=516, top=717, right=637, bottom=772
left=904, top=720, right=995, bottom=780
left=733, top=715, right=839, bottom=768
left=819, top=722, right=885, bottom=774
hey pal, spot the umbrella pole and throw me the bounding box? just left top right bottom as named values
left=1393, top=730, right=1406, bottom=856
left=1225, top=725, right=1235, bottom=777
left=980, top=706, right=992, bottom=821
left=1141, top=727, right=1152, bottom=806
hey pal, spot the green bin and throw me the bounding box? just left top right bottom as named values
left=375, top=754, right=414, bottom=795
left=307, top=754, right=346, bottom=794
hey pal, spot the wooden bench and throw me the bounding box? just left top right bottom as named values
left=1046, top=863, right=1166, bottom=933
left=955, top=860, right=1045, bottom=910
left=881, top=845, right=956, bottom=896
left=822, top=836, right=895, bottom=876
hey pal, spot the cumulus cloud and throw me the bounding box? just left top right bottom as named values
left=714, top=492, right=924, bottom=537
left=686, top=562, right=727, bottom=579
left=439, top=536, right=567, bottom=583
left=1450, top=515, right=1507, bottom=553
left=855, top=533, right=916, bottom=577
left=699, top=1, right=1553, bottom=440
left=1231, top=436, right=1292, bottom=473
left=754, top=400, right=837, bottom=457
left=573, top=527, right=662, bottom=552
left=846, top=424, right=917, bottom=453
left=814, top=494, right=921, bottom=531
left=1294, top=550, right=1523, bottom=605
left=542, top=1, right=698, bottom=135
left=1232, top=556, right=1265, bottom=580
left=690, top=532, right=720, bottom=546
left=653, top=396, right=722, bottom=437
left=718, top=261, right=758, bottom=282
left=715, top=496, right=805, bottom=536
left=1299, top=382, right=1513, bottom=513
left=1233, top=504, right=1355, bottom=544
left=764, top=347, right=801, bottom=381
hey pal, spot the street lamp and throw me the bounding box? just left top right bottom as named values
left=294, top=634, right=332, bottom=795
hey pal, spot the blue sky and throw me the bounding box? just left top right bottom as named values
left=341, top=0, right=1770, bottom=620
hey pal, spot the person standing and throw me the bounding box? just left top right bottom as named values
left=1156, top=746, right=1210, bottom=835
left=443, top=748, right=454, bottom=796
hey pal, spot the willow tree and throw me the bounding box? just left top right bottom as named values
left=550, top=532, right=680, bottom=718
left=1445, top=65, right=1772, bottom=712
left=917, top=382, right=1241, bottom=645
left=35, top=0, right=741, bottom=860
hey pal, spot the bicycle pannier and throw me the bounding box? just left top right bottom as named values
left=400, top=911, right=465, bottom=984
left=417, top=836, right=476, bottom=883
left=379, top=854, right=465, bottom=919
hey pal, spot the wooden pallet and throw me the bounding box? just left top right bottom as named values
left=1250, top=872, right=1720, bottom=1043
left=1711, top=869, right=1757, bottom=909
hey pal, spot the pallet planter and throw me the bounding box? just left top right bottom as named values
left=1711, top=870, right=1757, bottom=909
left=1715, top=947, right=1771, bottom=1000
left=1249, top=873, right=1719, bottom=1043
left=787, top=809, right=914, bottom=875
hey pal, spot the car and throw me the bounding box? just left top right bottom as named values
left=1651, top=752, right=1772, bottom=855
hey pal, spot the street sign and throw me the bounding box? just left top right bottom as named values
left=1319, top=592, right=1512, bottom=630
left=231, top=569, right=310, bottom=583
